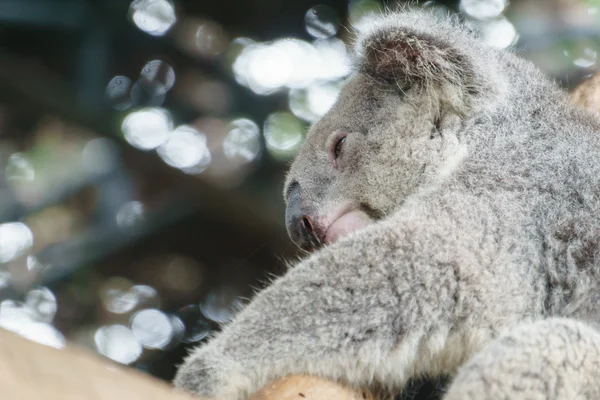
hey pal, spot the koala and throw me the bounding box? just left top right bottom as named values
left=174, top=8, right=600, bottom=400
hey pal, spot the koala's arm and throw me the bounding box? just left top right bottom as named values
left=174, top=192, right=541, bottom=400
left=444, top=318, right=600, bottom=399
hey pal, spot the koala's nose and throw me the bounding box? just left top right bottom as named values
left=285, top=184, right=324, bottom=251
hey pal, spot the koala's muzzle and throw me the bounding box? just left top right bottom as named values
left=285, top=184, right=324, bottom=252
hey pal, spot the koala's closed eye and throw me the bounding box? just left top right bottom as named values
left=330, top=132, right=348, bottom=167
left=333, top=136, right=346, bottom=159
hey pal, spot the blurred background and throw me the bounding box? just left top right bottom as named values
left=0, top=0, right=598, bottom=388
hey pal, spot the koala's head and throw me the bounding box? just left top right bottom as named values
left=284, top=9, right=506, bottom=252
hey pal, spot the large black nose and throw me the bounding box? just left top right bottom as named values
left=285, top=183, right=324, bottom=251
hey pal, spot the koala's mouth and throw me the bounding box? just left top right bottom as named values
left=324, top=208, right=373, bottom=245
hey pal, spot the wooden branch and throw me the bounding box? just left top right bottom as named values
left=249, top=375, right=377, bottom=400
left=0, top=328, right=193, bottom=400
left=0, top=325, right=378, bottom=400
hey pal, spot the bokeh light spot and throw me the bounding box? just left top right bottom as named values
left=140, top=60, right=176, bottom=95
left=348, top=0, right=383, bottom=31
left=177, top=304, right=212, bottom=343
left=26, top=255, right=45, bottom=273
left=289, top=82, right=341, bottom=122
left=94, top=325, right=142, bottom=364
left=105, top=76, right=133, bottom=110
left=200, top=286, right=242, bottom=324
left=565, top=44, right=598, bottom=69
left=263, top=112, right=306, bottom=160
left=312, top=39, right=351, bottom=81
left=25, top=287, right=57, bottom=323
left=6, top=153, right=35, bottom=182
left=132, top=285, right=160, bottom=308
left=129, top=0, right=176, bottom=37
left=100, top=277, right=138, bottom=315
left=157, top=125, right=212, bottom=172
left=122, top=107, right=173, bottom=150
left=236, top=42, right=293, bottom=94
left=0, top=222, right=34, bottom=263
left=130, top=309, right=174, bottom=349
left=474, top=16, right=518, bottom=49
left=460, top=0, right=507, bottom=20
left=223, top=118, right=262, bottom=163
left=116, top=201, right=145, bottom=228
left=232, top=37, right=350, bottom=95
left=0, top=300, right=65, bottom=349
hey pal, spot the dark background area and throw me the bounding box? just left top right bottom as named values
left=0, top=0, right=598, bottom=397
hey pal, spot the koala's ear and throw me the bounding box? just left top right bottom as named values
left=360, top=29, right=470, bottom=86
left=355, top=11, right=502, bottom=110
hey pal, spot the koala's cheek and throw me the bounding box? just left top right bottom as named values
left=326, top=209, right=372, bottom=244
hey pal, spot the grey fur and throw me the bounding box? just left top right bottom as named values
left=444, top=318, right=600, bottom=399
left=175, top=8, right=600, bottom=400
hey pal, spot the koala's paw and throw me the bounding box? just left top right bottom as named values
left=174, top=357, right=218, bottom=398
left=174, top=346, right=249, bottom=400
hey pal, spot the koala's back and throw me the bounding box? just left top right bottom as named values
left=453, top=50, right=600, bottom=320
